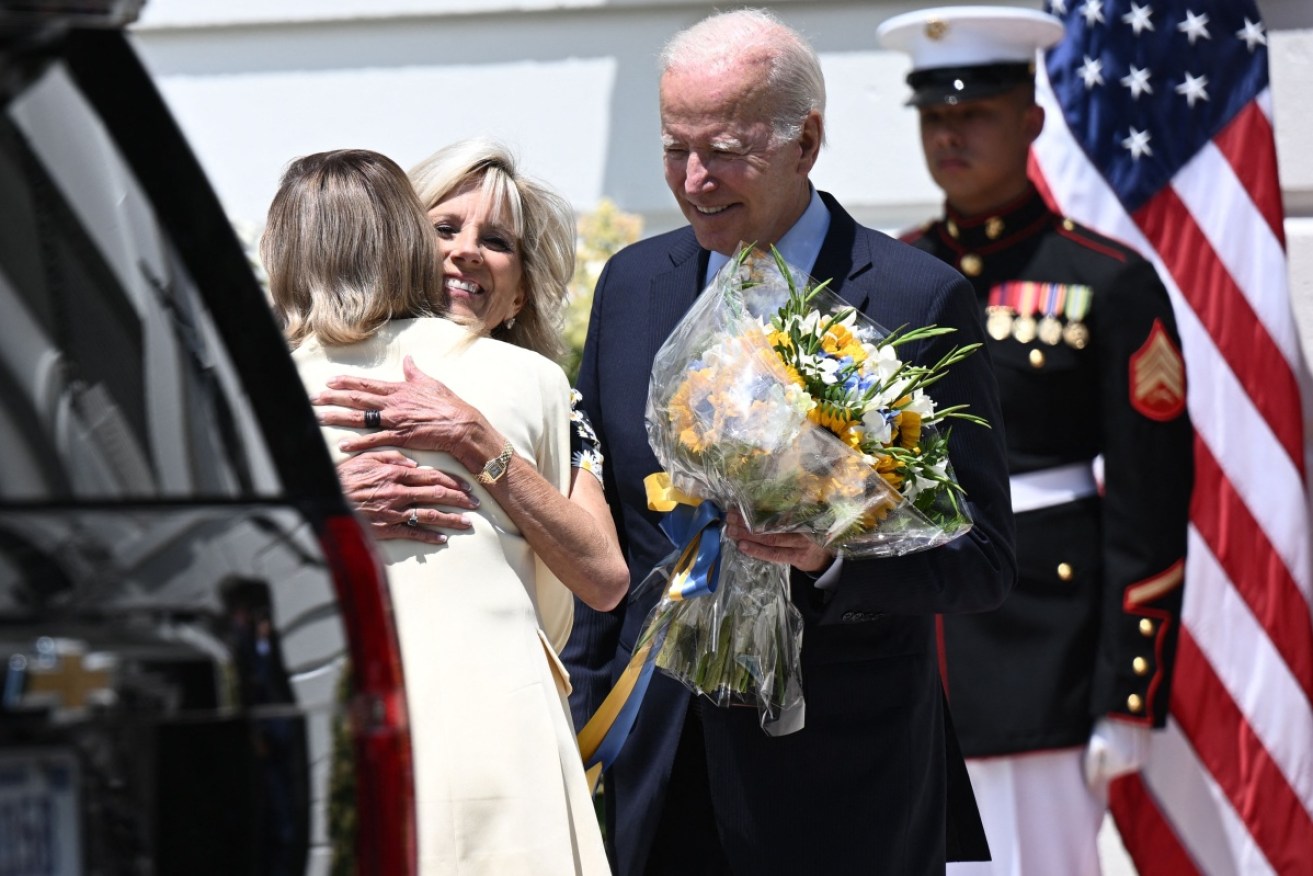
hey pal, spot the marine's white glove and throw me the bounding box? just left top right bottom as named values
left=1083, top=717, right=1151, bottom=796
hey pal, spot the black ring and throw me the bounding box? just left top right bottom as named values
left=406, top=510, right=420, bottom=528
left=364, top=410, right=382, bottom=429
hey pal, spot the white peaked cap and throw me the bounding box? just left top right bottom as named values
left=877, top=5, right=1065, bottom=70
left=876, top=6, right=1065, bottom=105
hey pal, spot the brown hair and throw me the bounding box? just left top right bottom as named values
left=262, top=149, right=443, bottom=348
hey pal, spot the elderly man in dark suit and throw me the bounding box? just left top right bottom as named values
left=563, top=8, right=1016, bottom=875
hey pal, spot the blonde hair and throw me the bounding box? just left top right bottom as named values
left=262, top=149, right=443, bottom=348
left=408, top=138, right=575, bottom=361
left=660, top=8, right=826, bottom=146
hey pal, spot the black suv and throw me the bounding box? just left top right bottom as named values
left=0, top=2, right=413, bottom=873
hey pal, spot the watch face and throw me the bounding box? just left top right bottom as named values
left=479, top=443, right=514, bottom=483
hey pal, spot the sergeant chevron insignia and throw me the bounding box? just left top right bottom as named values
left=1129, top=319, right=1186, bottom=421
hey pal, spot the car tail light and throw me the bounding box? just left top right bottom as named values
left=319, top=514, right=416, bottom=876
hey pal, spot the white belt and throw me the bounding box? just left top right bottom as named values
left=1010, top=462, right=1099, bottom=514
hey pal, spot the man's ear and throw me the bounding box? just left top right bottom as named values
left=797, top=110, right=823, bottom=173
left=1024, top=102, right=1046, bottom=145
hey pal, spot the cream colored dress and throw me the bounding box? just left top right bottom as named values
left=293, top=318, right=608, bottom=876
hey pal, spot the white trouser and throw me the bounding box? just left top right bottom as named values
left=948, top=747, right=1106, bottom=876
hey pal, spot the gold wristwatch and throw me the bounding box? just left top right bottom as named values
left=477, top=441, right=515, bottom=485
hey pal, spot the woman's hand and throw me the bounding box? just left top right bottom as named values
left=724, top=509, right=833, bottom=574
left=313, top=356, right=499, bottom=472
left=336, top=451, right=478, bottom=545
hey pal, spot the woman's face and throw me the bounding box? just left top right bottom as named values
left=427, top=179, right=525, bottom=331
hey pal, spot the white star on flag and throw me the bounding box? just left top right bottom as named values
left=1237, top=18, right=1267, bottom=52
left=1051, top=0, right=1068, bottom=14
left=1080, top=0, right=1106, bottom=26
left=1122, top=3, right=1155, bottom=35
left=1077, top=55, right=1105, bottom=88
left=1121, top=65, right=1154, bottom=99
left=1175, top=71, right=1209, bottom=107
left=1121, top=126, right=1153, bottom=159
left=1178, top=9, right=1211, bottom=44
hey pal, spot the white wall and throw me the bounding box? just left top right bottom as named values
left=130, top=0, right=1313, bottom=356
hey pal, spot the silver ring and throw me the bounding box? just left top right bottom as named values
left=364, top=410, right=382, bottom=429
left=406, top=509, right=420, bottom=528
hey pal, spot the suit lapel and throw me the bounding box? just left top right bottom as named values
left=645, top=202, right=875, bottom=364
left=813, top=191, right=875, bottom=312
left=646, top=230, right=707, bottom=365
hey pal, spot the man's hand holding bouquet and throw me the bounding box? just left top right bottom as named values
left=633, top=244, right=987, bottom=735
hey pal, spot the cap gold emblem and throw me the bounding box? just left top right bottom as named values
left=925, top=19, right=948, bottom=40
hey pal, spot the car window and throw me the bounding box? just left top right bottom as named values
left=0, top=60, right=280, bottom=501
left=0, top=30, right=411, bottom=873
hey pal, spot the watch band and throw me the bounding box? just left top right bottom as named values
left=477, top=441, right=515, bottom=485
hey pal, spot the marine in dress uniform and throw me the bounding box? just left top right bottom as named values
left=879, top=7, right=1195, bottom=875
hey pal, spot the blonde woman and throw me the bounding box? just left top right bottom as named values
left=263, top=148, right=616, bottom=875
left=314, top=139, right=625, bottom=620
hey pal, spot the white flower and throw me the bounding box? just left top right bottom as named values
left=816, top=357, right=841, bottom=386
left=861, top=408, right=893, bottom=446
left=902, top=457, right=949, bottom=502
left=783, top=382, right=817, bottom=414
left=573, top=448, right=604, bottom=478
left=870, top=344, right=903, bottom=384
left=900, top=389, right=936, bottom=418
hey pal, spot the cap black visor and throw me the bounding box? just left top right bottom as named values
left=906, top=62, right=1034, bottom=107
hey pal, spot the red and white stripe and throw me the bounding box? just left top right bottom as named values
left=1032, top=67, right=1313, bottom=875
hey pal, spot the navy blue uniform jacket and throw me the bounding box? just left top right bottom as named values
left=905, top=188, right=1193, bottom=756
left=565, top=193, right=1016, bottom=875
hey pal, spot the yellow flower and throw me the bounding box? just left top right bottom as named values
left=808, top=404, right=856, bottom=434
left=756, top=338, right=804, bottom=387
left=668, top=367, right=716, bottom=453
left=821, top=323, right=867, bottom=363
left=856, top=493, right=899, bottom=530
left=897, top=410, right=922, bottom=450
left=875, top=453, right=904, bottom=490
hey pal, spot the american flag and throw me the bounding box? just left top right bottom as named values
left=1030, top=1, right=1313, bottom=873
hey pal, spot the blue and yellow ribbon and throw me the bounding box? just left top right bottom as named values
left=576, top=473, right=724, bottom=792
left=647, top=473, right=725, bottom=601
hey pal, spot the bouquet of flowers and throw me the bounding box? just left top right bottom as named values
left=634, top=245, right=985, bottom=733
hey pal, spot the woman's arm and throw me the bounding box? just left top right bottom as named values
left=314, top=357, right=628, bottom=611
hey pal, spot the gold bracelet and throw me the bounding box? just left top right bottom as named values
left=477, top=441, right=515, bottom=485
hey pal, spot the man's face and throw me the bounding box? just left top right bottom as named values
left=917, top=89, right=1043, bottom=215
left=659, top=61, right=820, bottom=256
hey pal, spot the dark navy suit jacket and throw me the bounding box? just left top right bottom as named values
left=565, top=193, right=1015, bottom=875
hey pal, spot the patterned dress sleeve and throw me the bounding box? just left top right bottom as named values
left=568, top=388, right=605, bottom=485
